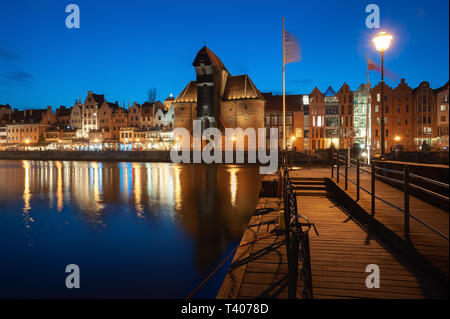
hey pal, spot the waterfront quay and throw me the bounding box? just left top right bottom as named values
left=218, top=163, right=449, bottom=299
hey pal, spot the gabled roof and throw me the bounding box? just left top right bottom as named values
left=86, top=91, right=105, bottom=105
left=223, top=75, right=263, bottom=101
left=310, top=87, right=323, bottom=97
left=174, top=81, right=197, bottom=103
left=193, top=46, right=228, bottom=72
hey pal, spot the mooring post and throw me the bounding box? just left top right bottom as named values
left=404, top=165, right=410, bottom=241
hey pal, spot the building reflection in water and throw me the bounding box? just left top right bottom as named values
left=0, top=160, right=262, bottom=273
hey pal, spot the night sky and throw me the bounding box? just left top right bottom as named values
left=0, top=0, right=448, bottom=109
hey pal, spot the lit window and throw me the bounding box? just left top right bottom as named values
left=303, top=95, right=309, bottom=105
left=441, top=105, right=447, bottom=111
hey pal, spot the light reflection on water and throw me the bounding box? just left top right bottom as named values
left=0, top=160, right=262, bottom=298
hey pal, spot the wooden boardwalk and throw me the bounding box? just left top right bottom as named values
left=217, top=168, right=448, bottom=299
left=329, top=166, right=449, bottom=280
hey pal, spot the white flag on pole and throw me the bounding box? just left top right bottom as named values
left=284, top=30, right=301, bottom=64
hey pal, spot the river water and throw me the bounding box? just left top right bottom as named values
left=0, top=160, right=262, bottom=298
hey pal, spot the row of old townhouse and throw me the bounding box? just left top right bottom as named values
left=1, top=67, right=448, bottom=154
left=259, top=80, right=448, bottom=153
left=278, top=80, right=449, bottom=153
left=0, top=91, right=176, bottom=150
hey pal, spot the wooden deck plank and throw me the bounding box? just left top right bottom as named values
left=217, top=168, right=448, bottom=299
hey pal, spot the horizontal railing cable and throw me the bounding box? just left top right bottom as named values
left=331, top=150, right=449, bottom=242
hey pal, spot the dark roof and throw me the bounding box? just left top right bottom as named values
left=106, top=102, right=121, bottom=111
left=0, top=104, right=12, bottom=110
left=174, top=81, right=197, bottom=103
left=223, top=75, right=264, bottom=101
left=86, top=92, right=105, bottom=105
left=435, top=81, right=449, bottom=93
left=263, top=93, right=303, bottom=112
left=193, top=46, right=228, bottom=72
left=6, top=109, right=48, bottom=125
left=55, top=106, right=72, bottom=117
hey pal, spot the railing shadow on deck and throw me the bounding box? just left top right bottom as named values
left=328, top=149, right=449, bottom=297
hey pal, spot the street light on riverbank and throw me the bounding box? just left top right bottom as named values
left=372, top=31, right=393, bottom=158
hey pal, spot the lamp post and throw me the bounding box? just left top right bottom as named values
left=372, top=31, right=393, bottom=159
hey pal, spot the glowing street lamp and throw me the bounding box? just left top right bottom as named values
left=372, top=32, right=393, bottom=53
left=395, top=136, right=401, bottom=142
left=372, top=31, right=393, bottom=158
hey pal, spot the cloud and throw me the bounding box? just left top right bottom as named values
left=0, top=48, right=19, bottom=60
left=1, top=71, right=34, bottom=82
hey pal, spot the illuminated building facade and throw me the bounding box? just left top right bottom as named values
left=0, top=104, right=13, bottom=144
left=353, top=83, right=371, bottom=150
left=173, top=46, right=265, bottom=149
left=263, top=93, right=305, bottom=151
left=436, top=82, right=449, bottom=149
left=336, top=83, right=354, bottom=149
left=6, top=107, right=56, bottom=144
left=412, top=81, right=438, bottom=150
left=310, top=86, right=344, bottom=150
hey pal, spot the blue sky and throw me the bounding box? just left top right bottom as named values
left=0, top=0, right=448, bottom=109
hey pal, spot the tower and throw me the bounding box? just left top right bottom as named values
left=192, top=46, right=229, bottom=131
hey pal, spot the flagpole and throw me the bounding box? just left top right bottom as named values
left=282, top=18, right=286, bottom=152
left=366, top=54, right=371, bottom=164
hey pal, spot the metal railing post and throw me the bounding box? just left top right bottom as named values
left=288, top=231, right=299, bottom=299
left=331, top=150, right=334, bottom=178
left=301, top=232, right=313, bottom=299
left=356, top=157, right=360, bottom=201
left=371, top=161, right=375, bottom=217
left=344, top=153, right=348, bottom=190
left=404, top=165, right=410, bottom=241
left=336, top=153, right=340, bottom=184
left=308, top=150, right=311, bottom=169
